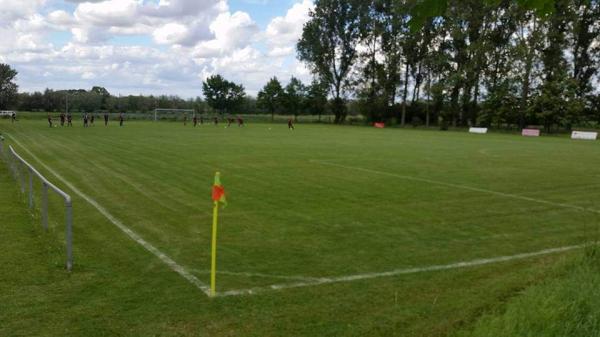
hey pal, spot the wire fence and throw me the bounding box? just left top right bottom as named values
left=0, top=138, right=73, bottom=271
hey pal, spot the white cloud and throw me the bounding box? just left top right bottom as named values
left=265, top=0, right=313, bottom=48
left=47, top=10, right=75, bottom=28
left=108, top=24, right=153, bottom=35
left=0, top=0, right=46, bottom=23
left=61, top=0, right=225, bottom=46
left=0, top=14, right=53, bottom=54
left=268, top=46, right=294, bottom=57
left=140, top=0, right=227, bottom=18
left=211, top=46, right=267, bottom=73
left=81, top=71, right=96, bottom=79
left=193, top=11, right=259, bottom=56
left=74, top=0, right=139, bottom=27
left=153, top=23, right=189, bottom=45
left=152, top=20, right=212, bottom=46
left=3, top=0, right=315, bottom=98
left=13, top=14, right=48, bottom=32
left=66, top=0, right=141, bottom=43
left=71, top=26, right=109, bottom=43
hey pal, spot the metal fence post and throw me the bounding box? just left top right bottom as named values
left=65, top=200, right=73, bottom=271
left=42, top=183, right=48, bottom=230
left=6, top=149, right=13, bottom=175
left=12, top=154, right=19, bottom=179
left=11, top=155, right=17, bottom=179
left=18, top=160, right=25, bottom=193
left=28, top=168, right=33, bottom=209
left=11, top=152, right=20, bottom=190
left=8, top=150, right=15, bottom=176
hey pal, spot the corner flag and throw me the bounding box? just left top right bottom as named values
left=210, top=172, right=226, bottom=297
left=212, top=172, right=227, bottom=207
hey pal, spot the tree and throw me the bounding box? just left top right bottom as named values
left=352, top=0, right=399, bottom=124
left=305, top=79, right=329, bottom=121
left=409, top=0, right=556, bottom=31
left=479, top=3, right=521, bottom=127
left=513, top=9, right=544, bottom=128
left=91, top=86, right=110, bottom=110
left=297, top=0, right=366, bottom=123
left=202, top=74, right=246, bottom=114
left=532, top=0, right=584, bottom=132
left=571, top=0, right=600, bottom=99
left=225, top=82, right=246, bottom=113
left=257, top=77, right=285, bottom=121
left=90, top=86, right=110, bottom=97
left=282, top=77, right=307, bottom=121
left=397, top=1, right=419, bottom=126
left=0, top=64, right=18, bottom=110
left=42, top=88, right=65, bottom=112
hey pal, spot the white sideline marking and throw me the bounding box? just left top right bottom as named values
left=7, top=135, right=211, bottom=296
left=311, top=160, right=600, bottom=215
left=217, top=243, right=590, bottom=297
left=192, top=269, right=324, bottom=282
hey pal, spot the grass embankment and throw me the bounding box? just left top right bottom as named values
left=455, top=246, right=600, bottom=337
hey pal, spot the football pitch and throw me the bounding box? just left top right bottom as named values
left=2, top=119, right=600, bottom=336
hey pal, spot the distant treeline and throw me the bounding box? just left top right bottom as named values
left=17, top=87, right=206, bottom=114
left=13, top=80, right=335, bottom=121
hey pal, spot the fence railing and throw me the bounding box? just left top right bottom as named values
left=0, top=138, right=73, bottom=271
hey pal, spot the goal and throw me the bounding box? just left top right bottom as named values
left=153, top=108, right=195, bottom=122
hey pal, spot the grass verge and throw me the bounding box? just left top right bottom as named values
left=456, top=246, right=600, bottom=337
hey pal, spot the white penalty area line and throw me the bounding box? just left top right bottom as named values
left=310, top=160, right=600, bottom=215
left=6, top=134, right=212, bottom=297
left=217, top=243, right=591, bottom=297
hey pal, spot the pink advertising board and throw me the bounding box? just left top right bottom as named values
left=522, top=129, right=540, bottom=137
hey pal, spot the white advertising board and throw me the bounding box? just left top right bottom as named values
left=469, top=127, right=488, bottom=134
left=571, top=131, right=597, bottom=140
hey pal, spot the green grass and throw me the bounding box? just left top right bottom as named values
left=1, top=120, right=599, bottom=336
left=455, top=247, right=600, bottom=337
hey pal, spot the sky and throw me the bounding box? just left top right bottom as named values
left=0, top=0, right=315, bottom=98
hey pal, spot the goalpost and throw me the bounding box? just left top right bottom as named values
left=154, top=108, right=195, bottom=122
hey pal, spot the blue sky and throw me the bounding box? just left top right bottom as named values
left=230, top=0, right=298, bottom=27
left=0, top=0, right=314, bottom=98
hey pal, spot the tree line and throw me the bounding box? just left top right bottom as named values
left=297, top=0, right=600, bottom=131
left=0, top=65, right=331, bottom=120
left=14, top=87, right=206, bottom=114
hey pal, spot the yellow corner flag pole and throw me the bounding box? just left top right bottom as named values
left=210, top=171, right=225, bottom=297
left=210, top=199, right=218, bottom=297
